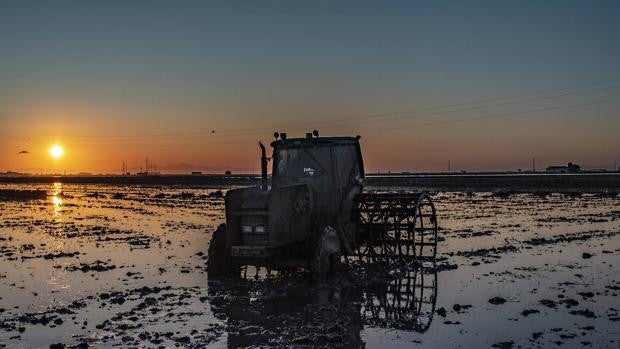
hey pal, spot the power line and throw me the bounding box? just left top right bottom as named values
left=371, top=97, right=620, bottom=132
left=25, top=96, right=620, bottom=148
left=3, top=85, right=619, bottom=147
left=235, top=84, right=620, bottom=137
left=1, top=77, right=619, bottom=141
left=61, top=139, right=257, bottom=148
left=210, top=77, right=620, bottom=137
left=43, top=85, right=620, bottom=145
left=154, top=77, right=620, bottom=139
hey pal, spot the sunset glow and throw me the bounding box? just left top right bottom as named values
left=0, top=2, right=618, bottom=175
left=49, top=145, right=64, bottom=159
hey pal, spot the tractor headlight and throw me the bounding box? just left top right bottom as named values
left=254, top=225, right=266, bottom=234
left=242, top=225, right=253, bottom=233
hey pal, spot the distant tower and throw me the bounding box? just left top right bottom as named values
left=532, top=158, right=536, bottom=173
left=448, top=160, right=451, bottom=173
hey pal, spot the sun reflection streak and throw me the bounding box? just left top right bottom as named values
left=52, top=195, right=63, bottom=206
left=51, top=182, right=63, bottom=219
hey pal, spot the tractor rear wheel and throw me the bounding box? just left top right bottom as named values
left=351, top=192, right=438, bottom=266
left=207, top=224, right=233, bottom=277
left=311, top=226, right=342, bottom=279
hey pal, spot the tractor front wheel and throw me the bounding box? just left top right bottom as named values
left=207, top=224, right=233, bottom=277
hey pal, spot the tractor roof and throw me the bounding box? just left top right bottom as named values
left=271, top=136, right=360, bottom=148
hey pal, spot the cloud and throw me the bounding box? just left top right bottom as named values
left=17, top=150, right=30, bottom=154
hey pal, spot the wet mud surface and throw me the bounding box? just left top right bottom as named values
left=0, top=184, right=619, bottom=348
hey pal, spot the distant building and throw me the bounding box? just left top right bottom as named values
left=546, top=162, right=581, bottom=174
left=191, top=171, right=202, bottom=176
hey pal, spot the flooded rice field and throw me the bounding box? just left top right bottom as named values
left=0, top=183, right=618, bottom=348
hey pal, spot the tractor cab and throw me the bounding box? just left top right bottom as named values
left=270, top=132, right=365, bottom=223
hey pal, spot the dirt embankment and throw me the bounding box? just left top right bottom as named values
left=2, top=174, right=619, bottom=192
left=366, top=174, right=620, bottom=192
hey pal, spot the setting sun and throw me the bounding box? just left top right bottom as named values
left=49, top=144, right=64, bottom=159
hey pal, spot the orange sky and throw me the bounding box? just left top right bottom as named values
left=1, top=2, right=619, bottom=174
left=1, top=96, right=618, bottom=174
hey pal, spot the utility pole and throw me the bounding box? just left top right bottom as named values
left=448, top=160, right=451, bottom=173
left=532, top=158, right=536, bottom=173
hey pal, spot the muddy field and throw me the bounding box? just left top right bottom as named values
left=2, top=174, right=620, bottom=193
left=0, top=183, right=618, bottom=348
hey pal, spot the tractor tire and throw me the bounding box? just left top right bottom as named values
left=207, top=224, right=233, bottom=277
left=311, top=226, right=342, bottom=279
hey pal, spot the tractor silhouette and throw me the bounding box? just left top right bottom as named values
left=208, top=131, right=437, bottom=278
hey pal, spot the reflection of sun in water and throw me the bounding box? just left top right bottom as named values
left=52, top=195, right=63, bottom=206
left=48, top=184, right=69, bottom=292
left=49, top=144, right=64, bottom=159
left=52, top=182, right=63, bottom=218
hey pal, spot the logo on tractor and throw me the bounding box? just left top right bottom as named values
left=303, top=167, right=316, bottom=176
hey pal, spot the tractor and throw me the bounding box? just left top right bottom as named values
left=207, top=131, right=438, bottom=277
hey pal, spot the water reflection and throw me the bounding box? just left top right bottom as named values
left=361, top=266, right=437, bottom=332
left=52, top=195, right=63, bottom=207
left=51, top=182, right=63, bottom=218
left=207, top=265, right=437, bottom=347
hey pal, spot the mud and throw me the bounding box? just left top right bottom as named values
left=2, top=173, right=620, bottom=193
left=0, top=189, right=47, bottom=201
left=0, top=184, right=618, bottom=348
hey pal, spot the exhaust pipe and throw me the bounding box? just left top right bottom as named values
left=259, top=142, right=268, bottom=191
